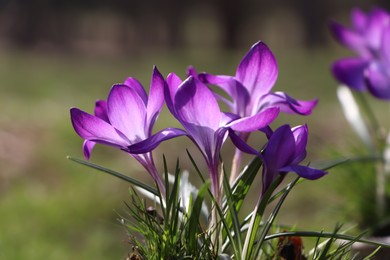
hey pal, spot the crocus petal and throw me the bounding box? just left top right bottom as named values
left=124, top=77, right=148, bottom=105
left=236, top=41, right=278, bottom=97
left=226, top=107, right=279, bottom=132
left=291, top=125, right=308, bottom=164
left=279, top=165, right=327, bottom=180
left=381, top=26, right=390, bottom=63
left=107, top=84, right=147, bottom=141
left=228, top=129, right=260, bottom=156
left=329, top=21, right=366, bottom=53
left=263, top=125, right=296, bottom=171
left=365, top=67, right=390, bottom=99
left=366, top=8, right=390, bottom=50
left=127, top=128, right=188, bottom=154
left=258, top=92, right=318, bottom=115
left=70, top=108, right=128, bottom=147
left=199, top=73, right=250, bottom=115
left=351, top=7, right=367, bottom=33
left=332, top=58, right=369, bottom=91
left=175, top=77, right=221, bottom=131
left=94, top=100, right=109, bottom=122
left=187, top=66, right=197, bottom=77
left=165, top=72, right=182, bottom=116
left=83, top=140, right=96, bottom=160
left=146, top=66, right=165, bottom=132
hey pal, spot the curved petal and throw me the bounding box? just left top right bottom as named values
left=124, top=77, right=148, bottom=105
left=351, top=7, right=367, bottom=33
left=366, top=8, right=390, bottom=50
left=70, top=108, right=128, bottom=147
left=279, top=165, right=327, bottom=180
left=228, top=129, right=260, bottom=156
left=263, top=125, right=295, bottom=172
left=175, top=77, right=221, bottom=131
left=187, top=65, right=197, bottom=77
left=258, top=92, right=318, bottom=115
left=365, top=67, right=390, bottom=100
left=329, top=20, right=366, bottom=53
left=107, top=84, right=147, bottom=142
left=127, top=128, right=188, bottom=154
left=332, top=58, right=369, bottom=91
left=82, top=140, right=96, bottom=160
left=236, top=41, right=278, bottom=97
left=146, top=66, right=165, bottom=132
left=199, top=73, right=250, bottom=115
left=94, top=100, right=109, bottom=122
left=381, top=26, right=390, bottom=64
left=226, top=107, right=279, bottom=132
left=291, top=125, right=308, bottom=164
left=165, top=72, right=182, bottom=116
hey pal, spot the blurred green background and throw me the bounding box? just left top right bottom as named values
left=1, top=0, right=389, bottom=259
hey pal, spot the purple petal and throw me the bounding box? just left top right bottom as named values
left=236, top=41, right=278, bottom=97
left=228, top=129, right=260, bottom=156
left=165, top=72, right=182, bottom=116
left=127, top=128, right=188, bottom=154
left=146, top=67, right=165, bottom=132
left=366, top=8, right=390, bottom=50
left=82, top=140, right=96, bottom=160
left=381, top=26, right=390, bottom=63
left=94, top=100, right=109, bottom=122
left=258, top=92, right=318, bottom=115
left=291, top=125, right=308, bottom=164
left=279, top=165, right=327, bottom=180
left=351, top=7, right=367, bottom=33
left=187, top=66, right=197, bottom=77
left=332, top=58, right=369, bottom=91
left=199, top=73, right=250, bottom=115
left=365, top=67, right=390, bottom=100
left=70, top=108, right=128, bottom=147
left=329, top=20, right=365, bottom=53
left=175, top=77, right=221, bottom=131
left=107, top=84, right=147, bottom=142
left=263, top=125, right=295, bottom=171
left=124, top=77, right=148, bottom=105
left=226, top=107, right=279, bottom=132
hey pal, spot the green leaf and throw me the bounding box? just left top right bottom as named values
left=67, top=156, right=158, bottom=196
left=225, top=156, right=262, bottom=215
left=242, top=175, right=282, bottom=259
left=188, top=180, right=210, bottom=251
left=221, top=166, right=243, bottom=258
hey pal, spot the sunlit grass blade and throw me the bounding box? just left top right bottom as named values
left=67, top=156, right=158, bottom=196
left=221, top=166, right=243, bottom=258
left=188, top=180, right=210, bottom=251
left=242, top=175, right=282, bottom=259
left=251, top=176, right=300, bottom=258
left=227, top=157, right=262, bottom=211
left=264, top=231, right=390, bottom=249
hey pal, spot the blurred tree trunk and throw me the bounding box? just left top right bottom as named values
left=293, top=0, right=331, bottom=47
left=6, top=0, right=46, bottom=48
left=217, top=0, right=244, bottom=49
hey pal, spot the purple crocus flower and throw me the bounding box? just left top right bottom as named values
left=70, top=67, right=181, bottom=194
left=261, top=124, right=327, bottom=195
left=196, top=41, right=317, bottom=118
left=191, top=41, right=317, bottom=183
left=129, top=74, right=280, bottom=199
left=330, top=7, right=390, bottom=99
left=166, top=75, right=280, bottom=199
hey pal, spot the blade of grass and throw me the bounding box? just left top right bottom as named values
left=67, top=156, right=158, bottom=196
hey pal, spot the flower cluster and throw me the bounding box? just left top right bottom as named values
left=330, top=7, right=390, bottom=99
left=70, top=41, right=326, bottom=204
